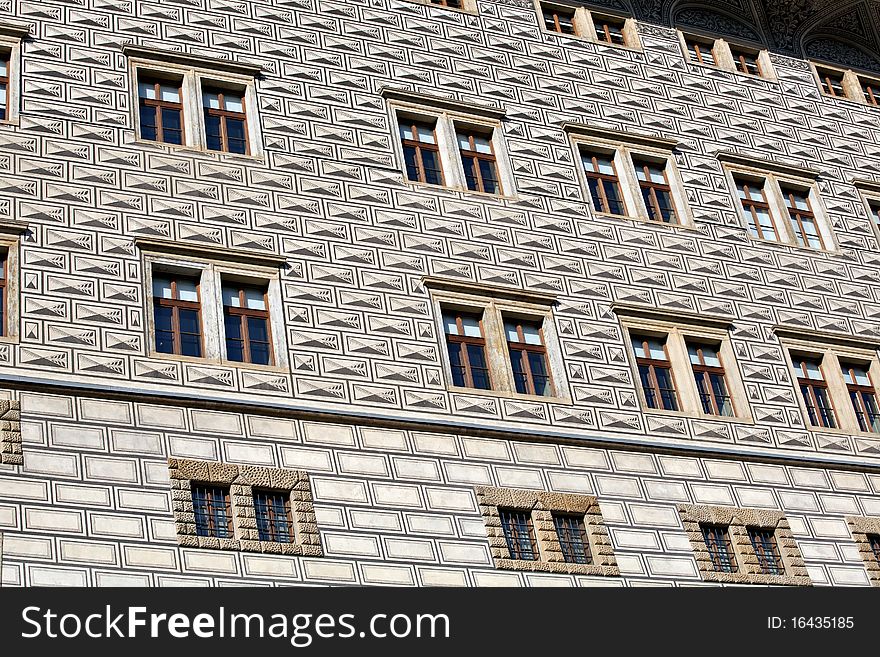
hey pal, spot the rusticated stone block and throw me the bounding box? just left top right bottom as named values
left=0, top=400, right=22, bottom=466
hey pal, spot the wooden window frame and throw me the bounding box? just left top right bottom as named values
left=0, top=248, right=6, bottom=339
left=505, top=319, right=554, bottom=397
left=399, top=119, right=445, bottom=185
left=457, top=128, right=502, bottom=195
left=203, top=86, right=250, bottom=155
left=794, top=356, right=838, bottom=429
left=153, top=274, right=204, bottom=358
left=0, top=49, right=9, bottom=122
left=841, top=362, right=880, bottom=434
left=253, top=489, right=296, bottom=544
left=688, top=342, right=735, bottom=417
left=735, top=177, right=780, bottom=242
left=443, top=311, right=492, bottom=391
left=191, top=483, right=234, bottom=539
left=222, top=282, right=274, bottom=366
left=633, top=334, right=680, bottom=412
left=137, top=75, right=185, bottom=145
left=781, top=186, right=825, bottom=250
left=633, top=158, right=677, bottom=224
left=541, top=4, right=578, bottom=36
left=580, top=149, right=626, bottom=216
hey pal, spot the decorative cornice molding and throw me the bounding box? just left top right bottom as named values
left=852, top=178, right=880, bottom=195
left=379, top=87, right=507, bottom=120
left=611, top=302, right=734, bottom=329
left=0, top=220, right=29, bottom=236
left=0, top=21, right=32, bottom=39
left=561, top=122, right=678, bottom=150
left=773, top=325, right=880, bottom=350
left=716, top=150, right=820, bottom=180
left=135, top=237, right=287, bottom=268
left=122, top=45, right=263, bottom=77
left=421, top=276, right=557, bottom=305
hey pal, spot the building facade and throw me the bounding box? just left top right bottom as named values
left=1, top=0, right=880, bottom=587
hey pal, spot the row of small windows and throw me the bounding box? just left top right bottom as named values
left=192, top=485, right=294, bottom=544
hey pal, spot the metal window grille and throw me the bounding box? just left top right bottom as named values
left=748, top=528, right=784, bottom=575
left=192, top=485, right=233, bottom=539
left=701, top=524, right=737, bottom=573
left=869, top=535, right=880, bottom=563
left=553, top=514, right=592, bottom=564
left=254, top=490, right=295, bottom=543
left=500, top=509, right=538, bottom=560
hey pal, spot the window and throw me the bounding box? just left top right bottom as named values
left=126, top=46, right=262, bottom=157
left=688, top=342, right=734, bottom=417
left=499, top=509, right=538, bottom=560
left=476, top=486, right=619, bottom=576
left=222, top=282, right=273, bottom=366
left=137, top=76, right=184, bottom=145
left=620, top=314, right=750, bottom=420
left=782, top=338, right=880, bottom=434
left=253, top=490, right=294, bottom=543
left=430, top=283, right=566, bottom=400
left=152, top=274, right=203, bottom=358
left=871, top=199, right=880, bottom=236
left=399, top=119, right=444, bottom=185
left=748, top=528, right=784, bottom=576
left=841, top=363, right=880, bottom=434
left=404, top=0, right=478, bottom=13
left=735, top=176, right=779, bottom=242
left=794, top=356, right=837, bottom=429
left=680, top=505, right=810, bottom=585
left=632, top=334, right=679, bottom=411
left=169, top=458, right=322, bottom=555
left=192, top=485, right=233, bottom=539
left=633, top=158, right=676, bottom=223
left=385, top=90, right=513, bottom=197
left=684, top=34, right=717, bottom=66
left=141, top=240, right=288, bottom=369
left=729, top=45, right=762, bottom=77
left=846, top=516, right=880, bottom=587
left=0, top=50, right=8, bottom=122
left=0, top=249, right=6, bottom=338
left=811, top=62, right=880, bottom=105
left=457, top=129, right=501, bottom=195
left=429, top=0, right=462, bottom=6
left=593, top=14, right=626, bottom=46
left=203, top=87, right=249, bottom=155
left=0, top=32, right=22, bottom=124
left=871, top=534, right=880, bottom=563
left=701, top=524, right=737, bottom=573
left=581, top=150, right=626, bottom=215
left=0, top=233, right=18, bottom=342
left=554, top=514, right=592, bottom=564
left=723, top=158, right=833, bottom=250
left=541, top=4, right=577, bottom=35
left=781, top=186, right=824, bottom=250
left=505, top=319, right=553, bottom=397
left=443, top=311, right=492, bottom=391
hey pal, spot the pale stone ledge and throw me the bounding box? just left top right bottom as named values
left=0, top=400, right=22, bottom=466
left=475, top=485, right=620, bottom=577
left=168, top=458, right=322, bottom=557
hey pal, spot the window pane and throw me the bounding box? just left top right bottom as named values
left=247, top=316, right=270, bottom=343
left=510, top=351, right=528, bottom=395
left=222, top=286, right=241, bottom=307
left=447, top=343, right=466, bottom=387
left=139, top=105, right=158, bottom=141
left=472, top=134, right=492, bottom=154
left=457, top=133, right=471, bottom=150
left=478, top=159, right=500, bottom=194
left=160, top=85, right=181, bottom=103
left=176, top=279, right=198, bottom=302
left=460, top=315, right=482, bottom=337
left=160, top=108, right=183, bottom=145
left=203, top=91, right=221, bottom=109
left=244, top=288, right=267, bottom=310
left=225, top=94, right=244, bottom=113
left=528, top=352, right=552, bottom=396
left=226, top=119, right=248, bottom=154
left=138, top=82, right=156, bottom=99
left=224, top=313, right=242, bottom=340
left=466, top=344, right=491, bottom=390
left=443, top=314, right=459, bottom=336
left=421, top=150, right=443, bottom=185
left=416, top=124, right=436, bottom=144
left=403, top=145, right=420, bottom=181
left=152, top=276, right=173, bottom=299
left=205, top=114, right=223, bottom=151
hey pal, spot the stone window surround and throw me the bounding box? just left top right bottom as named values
left=535, top=1, right=642, bottom=51
left=616, top=306, right=752, bottom=423
left=0, top=22, right=27, bottom=126
left=425, top=278, right=570, bottom=403
left=139, top=239, right=289, bottom=372
left=776, top=328, right=880, bottom=436
left=476, top=486, right=619, bottom=576
left=845, top=515, right=880, bottom=587
left=382, top=88, right=517, bottom=199
left=169, top=457, right=322, bottom=556
left=677, top=29, right=777, bottom=81
left=563, top=123, right=695, bottom=229
left=0, top=221, right=23, bottom=344
left=124, top=46, right=264, bottom=160
left=719, top=152, right=836, bottom=253
left=810, top=60, right=880, bottom=106
left=0, top=399, right=21, bottom=466
left=678, top=504, right=811, bottom=586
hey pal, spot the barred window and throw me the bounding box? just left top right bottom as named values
left=593, top=14, right=627, bottom=46
left=632, top=334, right=679, bottom=411
left=688, top=342, right=735, bottom=417
left=581, top=150, right=626, bottom=215
left=443, top=311, right=492, bottom=390
left=870, top=534, right=880, bottom=563
left=203, top=87, right=249, bottom=155
left=399, top=119, right=444, bottom=186
left=781, top=186, right=824, bottom=250
left=860, top=77, right=880, bottom=105
left=254, top=490, right=295, bottom=543
left=542, top=4, right=577, bottom=35
left=500, top=509, right=538, bottom=560
left=730, top=46, right=762, bottom=77
left=152, top=274, right=203, bottom=358
left=841, top=362, right=880, bottom=434
left=634, top=158, right=676, bottom=223
left=192, top=484, right=233, bottom=539
left=795, top=357, right=837, bottom=429
left=505, top=318, right=553, bottom=397
left=735, top=177, right=779, bottom=242
left=457, top=128, right=501, bottom=195
left=684, top=35, right=716, bottom=66
left=138, top=76, right=184, bottom=145
left=701, top=524, right=737, bottom=573
left=554, top=514, right=592, bottom=564
left=222, top=282, right=273, bottom=366
left=748, top=528, right=784, bottom=575
left=819, top=69, right=847, bottom=97
left=429, top=0, right=463, bottom=7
